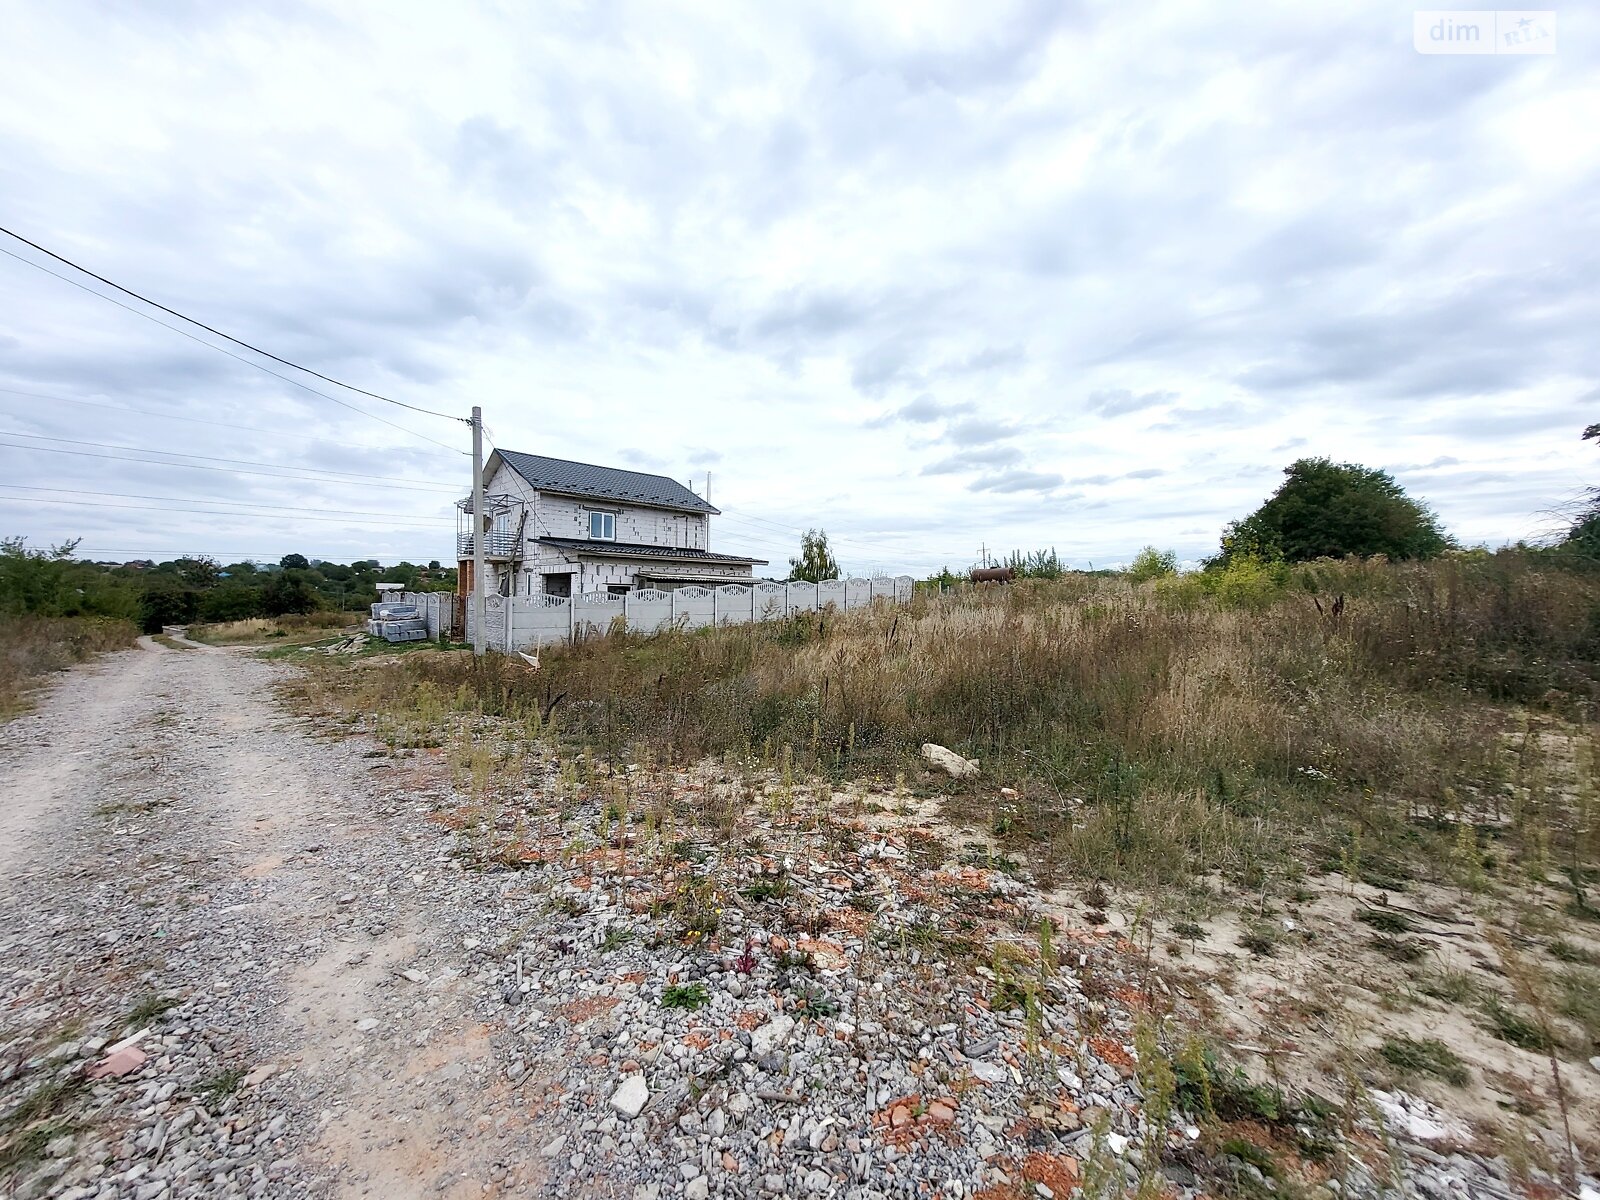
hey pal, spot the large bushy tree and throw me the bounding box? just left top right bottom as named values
left=1217, top=457, right=1451, bottom=564
left=788, top=529, right=841, bottom=583
left=1562, top=424, right=1600, bottom=557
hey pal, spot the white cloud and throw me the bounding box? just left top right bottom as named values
left=0, top=1, right=1595, bottom=572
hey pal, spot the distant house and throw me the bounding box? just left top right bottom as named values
left=457, top=451, right=768, bottom=598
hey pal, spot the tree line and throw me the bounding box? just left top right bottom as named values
left=0, top=542, right=455, bottom=633
left=913, top=438, right=1597, bottom=585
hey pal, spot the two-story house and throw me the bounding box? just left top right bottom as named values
left=457, top=450, right=768, bottom=598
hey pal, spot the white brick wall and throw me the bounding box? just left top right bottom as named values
left=471, top=457, right=749, bottom=597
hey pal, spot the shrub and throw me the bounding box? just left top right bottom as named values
left=1126, top=547, right=1178, bottom=584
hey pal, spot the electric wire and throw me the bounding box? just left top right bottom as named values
left=0, top=226, right=463, bottom=422
left=0, top=387, right=458, bottom=457
left=0, top=245, right=466, bottom=455
left=714, top=505, right=957, bottom=562
left=0, top=430, right=462, bottom=489
left=0, top=440, right=464, bottom=494
left=0, top=495, right=452, bottom=528
left=0, top=484, right=452, bottom=522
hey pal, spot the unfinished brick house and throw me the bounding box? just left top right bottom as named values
left=456, top=450, right=768, bottom=598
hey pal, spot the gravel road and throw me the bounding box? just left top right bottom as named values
left=0, top=639, right=550, bottom=1198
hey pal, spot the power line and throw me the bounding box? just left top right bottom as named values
left=0, top=439, right=463, bottom=494
left=715, top=504, right=956, bottom=561
left=0, top=245, right=466, bottom=455
left=0, top=429, right=461, bottom=489
left=0, top=494, right=452, bottom=528
left=0, top=226, right=464, bottom=423
left=0, top=483, right=452, bottom=521
left=0, top=387, right=458, bottom=457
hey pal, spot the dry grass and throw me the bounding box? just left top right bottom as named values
left=0, top=615, right=137, bottom=718
left=188, top=611, right=352, bottom=646
left=292, top=553, right=1598, bottom=892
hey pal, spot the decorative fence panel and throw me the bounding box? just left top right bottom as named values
left=446, top=575, right=915, bottom=653
left=674, top=586, right=716, bottom=630
left=411, top=591, right=455, bottom=640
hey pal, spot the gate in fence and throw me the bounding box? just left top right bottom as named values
left=415, top=576, right=915, bottom=653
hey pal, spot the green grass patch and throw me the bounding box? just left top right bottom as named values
left=1354, top=908, right=1412, bottom=935
left=200, top=1066, right=246, bottom=1103
left=1481, top=997, right=1554, bottom=1052
left=1547, top=939, right=1600, bottom=966
left=124, top=993, right=178, bottom=1028
left=660, top=982, right=710, bottom=1011
left=1378, top=1036, right=1470, bottom=1085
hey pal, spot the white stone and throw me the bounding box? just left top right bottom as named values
left=684, top=1177, right=709, bottom=1200
left=920, top=743, right=979, bottom=779
left=609, top=1074, right=650, bottom=1118
left=750, top=1014, right=795, bottom=1058
left=970, top=1060, right=1007, bottom=1084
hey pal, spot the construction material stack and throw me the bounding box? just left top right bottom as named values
left=368, top=601, right=428, bottom=643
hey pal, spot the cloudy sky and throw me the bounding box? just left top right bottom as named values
left=1, top=2, right=1595, bottom=574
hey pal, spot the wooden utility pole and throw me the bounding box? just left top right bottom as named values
left=470, top=405, right=486, bottom=656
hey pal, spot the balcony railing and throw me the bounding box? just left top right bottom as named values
left=458, top=531, right=520, bottom=559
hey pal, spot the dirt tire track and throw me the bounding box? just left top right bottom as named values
left=0, top=643, right=552, bottom=1199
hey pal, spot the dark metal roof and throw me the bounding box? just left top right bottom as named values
left=496, top=450, right=718, bottom=514
left=537, top=537, right=767, bottom=565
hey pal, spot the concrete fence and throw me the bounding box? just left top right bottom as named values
left=408, top=576, right=915, bottom=654
left=396, top=590, right=458, bottom=641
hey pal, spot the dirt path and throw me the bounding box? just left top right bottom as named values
left=0, top=641, right=551, bottom=1199
left=0, top=646, right=163, bottom=879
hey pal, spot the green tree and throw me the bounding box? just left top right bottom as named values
left=1217, top=457, right=1450, bottom=565
left=1562, top=424, right=1600, bottom=557
left=1126, top=546, right=1178, bottom=583
left=0, top=537, right=138, bottom=619
left=279, top=552, right=310, bottom=570
left=262, top=569, right=323, bottom=616
left=139, top=581, right=200, bottom=632
left=171, top=556, right=221, bottom=588
left=787, top=529, right=841, bottom=583
left=198, top=582, right=264, bottom=622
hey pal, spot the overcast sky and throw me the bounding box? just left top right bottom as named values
left=1, top=3, right=1595, bottom=574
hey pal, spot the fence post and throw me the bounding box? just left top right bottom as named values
left=671, top=588, right=678, bottom=628
left=568, top=594, right=576, bottom=644
left=712, top=586, right=719, bottom=627
left=624, top=589, right=632, bottom=635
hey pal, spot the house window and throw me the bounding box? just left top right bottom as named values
left=543, top=573, right=572, bottom=597
left=607, top=584, right=630, bottom=596
left=588, top=511, right=616, bottom=541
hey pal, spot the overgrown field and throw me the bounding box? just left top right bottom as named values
left=0, top=615, right=137, bottom=716
left=282, top=550, right=1600, bottom=1179
left=293, top=552, right=1599, bottom=895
